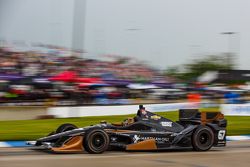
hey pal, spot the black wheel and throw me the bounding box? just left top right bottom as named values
left=192, top=126, right=214, bottom=151
left=56, top=123, right=77, bottom=133
left=84, top=128, right=109, bottom=154
left=54, top=123, right=78, bottom=146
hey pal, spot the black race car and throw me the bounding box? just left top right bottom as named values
left=30, top=105, right=227, bottom=154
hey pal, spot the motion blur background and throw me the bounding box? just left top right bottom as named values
left=0, top=0, right=250, bottom=106
left=0, top=0, right=250, bottom=138
left=1, top=2, right=250, bottom=167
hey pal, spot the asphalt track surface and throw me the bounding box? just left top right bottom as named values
left=0, top=140, right=250, bottom=167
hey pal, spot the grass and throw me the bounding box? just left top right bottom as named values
left=0, top=111, right=249, bottom=141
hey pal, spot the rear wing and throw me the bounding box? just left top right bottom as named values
left=179, top=109, right=226, bottom=126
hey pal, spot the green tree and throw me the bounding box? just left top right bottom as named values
left=165, top=55, right=234, bottom=81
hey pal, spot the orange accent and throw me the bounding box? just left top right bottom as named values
left=126, top=139, right=157, bottom=150
left=111, top=117, right=134, bottom=126
left=214, top=112, right=224, bottom=120
left=201, top=112, right=206, bottom=125
left=51, top=136, right=84, bottom=152
left=127, top=117, right=135, bottom=125
left=201, top=112, right=225, bottom=125
left=111, top=122, right=123, bottom=126
left=206, top=112, right=224, bottom=122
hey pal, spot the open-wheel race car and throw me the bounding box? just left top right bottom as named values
left=30, top=105, right=227, bottom=154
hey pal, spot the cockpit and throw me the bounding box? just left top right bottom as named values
left=109, top=105, right=184, bottom=133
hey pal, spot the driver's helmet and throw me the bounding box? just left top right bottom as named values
left=137, top=105, right=148, bottom=117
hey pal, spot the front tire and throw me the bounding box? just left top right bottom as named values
left=54, top=123, right=78, bottom=146
left=84, top=128, right=110, bottom=154
left=56, top=123, right=77, bottom=133
left=192, top=126, right=214, bottom=151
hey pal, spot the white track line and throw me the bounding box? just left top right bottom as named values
left=0, top=142, right=10, bottom=147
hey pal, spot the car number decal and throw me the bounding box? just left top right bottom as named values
left=218, top=130, right=226, bottom=140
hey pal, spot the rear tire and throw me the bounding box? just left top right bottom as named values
left=84, top=128, right=109, bottom=154
left=192, top=126, right=214, bottom=151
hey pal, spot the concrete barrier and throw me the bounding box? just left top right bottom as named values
left=4, top=102, right=250, bottom=120
left=221, top=103, right=250, bottom=116
left=0, top=106, right=48, bottom=120
left=47, top=102, right=199, bottom=118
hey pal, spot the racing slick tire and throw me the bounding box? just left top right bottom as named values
left=55, top=123, right=77, bottom=133
left=54, top=123, right=78, bottom=146
left=84, top=128, right=110, bottom=154
left=192, top=125, right=214, bottom=151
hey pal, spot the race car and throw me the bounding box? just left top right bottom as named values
left=30, top=105, right=227, bottom=154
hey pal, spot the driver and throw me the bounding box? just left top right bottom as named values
left=136, top=105, right=149, bottom=119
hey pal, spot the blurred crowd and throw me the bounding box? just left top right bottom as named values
left=0, top=44, right=156, bottom=80
left=0, top=43, right=174, bottom=105
left=1, top=42, right=250, bottom=106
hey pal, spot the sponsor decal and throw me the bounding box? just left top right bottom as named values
left=150, top=115, right=161, bottom=120
left=111, top=137, right=117, bottom=142
left=133, top=135, right=169, bottom=143
left=161, top=122, right=172, bottom=127
left=218, top=130, right=226, bottom=140
left=133, top=135, right=141, bottom=143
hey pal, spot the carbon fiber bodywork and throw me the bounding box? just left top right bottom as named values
left=32, top=106, right=227, bottom=153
